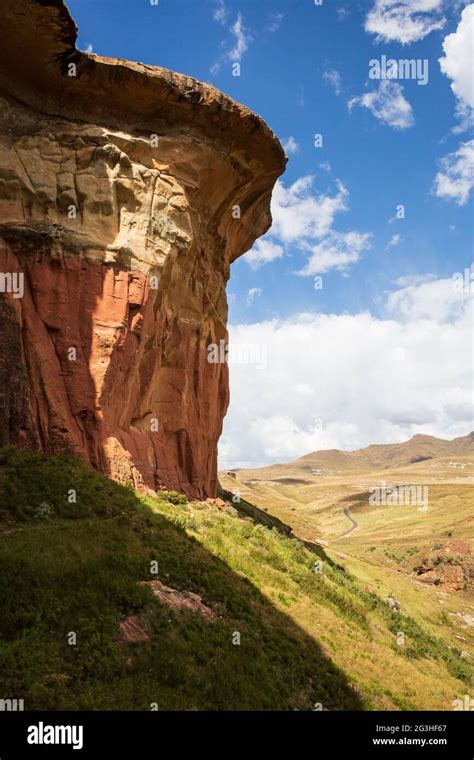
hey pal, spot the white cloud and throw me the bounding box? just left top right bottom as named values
left=349, top=80, right=415, bottom=129
left=228, top=13, right=250, bottom=61
left=394, top=273, right=437, bottom=286
left=365, top=0, right=446, bottom=44
left=267, top=12, right=284, bottom=33
left=386, top=234, right=402, bottom=249
left=452, top=100, right=474, bottom=134
left=210, top=11, right=251, bottom=74
left=282, top=136, right=299, bottom=155
left=337, top=7, right=350, bottom=21
left=439, top=4, right=474, bottom=120
left=269, top=176, right=349, bottom=243
left=246, top=240, right=284, bottom=270
left=220, top=274, right=473, bottom=468
left=386, top=270, right=472, bottom=321
left=246, top=288, right=262, bottom=306
left=434, top=139, right=474, bottom=205
left=213, top=0, right=228, bottom=24
left=296, top=231, right=372, bottom=275
left=246, top=176, right=371, bottom=277
left=431, top=7, right=474, bottom=199
left=323, top=69, right=341, bottom=96
left=85, top=43, right=94, bottom=53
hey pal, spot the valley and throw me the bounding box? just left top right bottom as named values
left=219, top=434, right=474, bottom=681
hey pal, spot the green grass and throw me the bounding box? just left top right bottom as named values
left=0, top=448, right=471, bottom=711
left=0, top=448, right=362, bottom=711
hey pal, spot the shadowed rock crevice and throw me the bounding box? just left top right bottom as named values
left=0, top=0, right=286, bottom=497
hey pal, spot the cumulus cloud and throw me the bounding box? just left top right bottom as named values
left=323, top=69, right=342, bottom=96
left=386, top=270, right=472, bottom=321
left=282, top=136, right=299, bottom=155
left=433, top=139, right=474, bottom=205
left=269, top=177, right=349, bottom=243
left=365, top=0, right=446, bottom=44
left=246, top=240, right=284, bottom=270
left=296, top=231, right=372, bottom=275
left=439, top=4, right=474, bottom=133
left=246, top=176, right=370, bottom=276
left=453, top=100, right=474, bottom=134
left=349, top=80, right=415, bottom=129
left=219, top=273, right=473, bottom=468
left=439, top=4, right=474, bottom=108
left=432, top=7, right=474, bottom=200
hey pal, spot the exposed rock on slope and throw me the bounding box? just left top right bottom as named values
left=0, top=0, right=285, bottom=497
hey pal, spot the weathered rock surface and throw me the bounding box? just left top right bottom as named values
left=417, top=564, right=466, bottom=592
left=0, top=0, right=285, bottom=497
left=117, top=615, right=150, bottom=645
left=142, top=580, right=215, bottom=620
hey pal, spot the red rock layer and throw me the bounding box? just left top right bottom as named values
left=0, top=245, right=228, bottom=497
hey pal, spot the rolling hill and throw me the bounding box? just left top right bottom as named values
left=227, top=433, right=474, bottom=482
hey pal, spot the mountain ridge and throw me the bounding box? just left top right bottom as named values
left=227, top=432, right=474, bottom=478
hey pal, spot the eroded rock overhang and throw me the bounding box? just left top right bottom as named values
left=0, top=0, right=286, bottom=498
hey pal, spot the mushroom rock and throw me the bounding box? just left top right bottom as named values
left=0, top=0, right=285, bottom=498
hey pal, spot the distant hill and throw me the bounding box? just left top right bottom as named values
left=229, top=432, right=474, bottom=480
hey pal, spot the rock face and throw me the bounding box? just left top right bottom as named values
left=142, top=580, right=215, bottom=620
left=0, top=1, right=285, bottom=497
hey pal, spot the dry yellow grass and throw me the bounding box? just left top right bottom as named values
left=219, top=445, right=474, bottom=687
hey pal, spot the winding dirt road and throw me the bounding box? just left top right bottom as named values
left=339, top=506, right=358, bottom=538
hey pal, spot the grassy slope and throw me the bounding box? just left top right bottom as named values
left=219, top=467, right=474, bottom=679
left=0, top=449, right=471, bottom=711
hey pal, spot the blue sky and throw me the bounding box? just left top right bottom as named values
left=68, top=0, right=473, bottom=467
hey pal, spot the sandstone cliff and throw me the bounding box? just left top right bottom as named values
left=0, top=0, right=285, bottom=497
